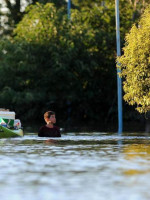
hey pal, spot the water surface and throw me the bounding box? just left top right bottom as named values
left=0, top=132, right=150, bottom=200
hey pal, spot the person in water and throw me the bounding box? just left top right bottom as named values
left=38, top=111, right=61, bottom=137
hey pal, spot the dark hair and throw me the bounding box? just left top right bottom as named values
left=44, top=111, right=55, bottom=120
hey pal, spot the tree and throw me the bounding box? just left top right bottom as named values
left=127, top=0, right=150, bottom=20
left=0, top=3, right=118, bottom=124
left=118, top=6, right=150, bottom=113
left=1, top=0, right=149, bottom=37
left=0, top=2, right=148, bottom=128
left=0, top=0, right=67, bottom=36
left=0, top=0, right=27, bottom=35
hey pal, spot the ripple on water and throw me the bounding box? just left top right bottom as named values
left=0, top=132, right=150, bottom=200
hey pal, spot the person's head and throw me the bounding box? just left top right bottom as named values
left=44, top=111, right=56, bottom=124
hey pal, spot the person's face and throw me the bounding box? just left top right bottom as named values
left=49, top=114, right=56, bottom=124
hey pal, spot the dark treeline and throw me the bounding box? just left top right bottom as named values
left=0, top=0, right=149, bottom=132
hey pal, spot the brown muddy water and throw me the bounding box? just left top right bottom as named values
left=0, top=132, right=150, bottom=200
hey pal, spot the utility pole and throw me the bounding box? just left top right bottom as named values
left=67, top=0, right=71, bottom=19
left=115, top=0, right=123, bottom=134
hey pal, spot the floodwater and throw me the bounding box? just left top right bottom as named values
left=0, top=132, right=150, bottom=200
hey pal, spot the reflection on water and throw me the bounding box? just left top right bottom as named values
left=0, top=132, right=150, bottom=200
left=123, top=144, right=150, bottom=176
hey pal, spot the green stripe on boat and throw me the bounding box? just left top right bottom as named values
left=0, top=118, right=14, bottom=128
left=0, top=125, right=23, bottom=138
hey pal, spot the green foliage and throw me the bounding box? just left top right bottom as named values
left=0, top=3, right=116, bottom=123
left=0, top=0, right=67, bottom=36
left=118, top=6, right=150, bottom=113
left=0, top=2, right=148, bottom=127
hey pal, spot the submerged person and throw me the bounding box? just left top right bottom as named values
left=38, top=111, right=61, bottom=137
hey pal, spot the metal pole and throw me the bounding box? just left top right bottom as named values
left=67, top=0, right=71, bottom=19
left=67, top=0, right=71, bottom=124
left=115, top=0, right=123, bottom=134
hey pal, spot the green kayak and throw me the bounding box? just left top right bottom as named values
left=0, top=125, right=23, bottom=138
